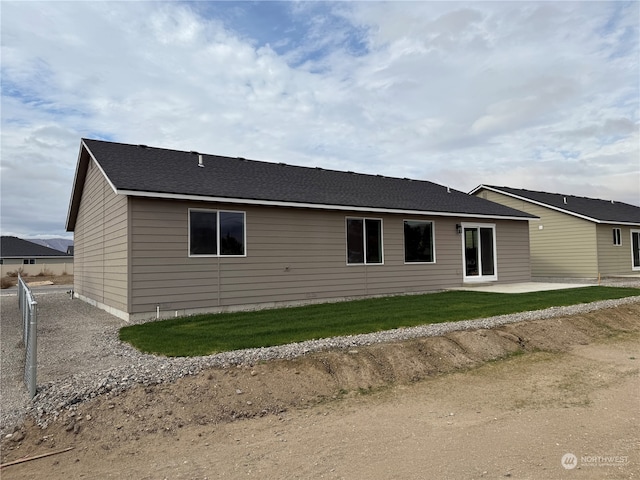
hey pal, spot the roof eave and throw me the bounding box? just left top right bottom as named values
left=473, top=185, right=603, bottom=223
left=65, top=140, right=91, bottom=232
left=117, top=188, right=536, bottom=221
left=65, top=140, right=119, bottom=231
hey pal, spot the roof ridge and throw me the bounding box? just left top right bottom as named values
left=82, top=138, right=453, bottom=189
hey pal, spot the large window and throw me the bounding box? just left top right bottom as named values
left=346, top=218, right=383, bottom=264
left=404, top=220, right=435, bottom=263
left=189, top=209, right=245, bottom=257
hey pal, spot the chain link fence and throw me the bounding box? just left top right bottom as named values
left=17, top=274, right=38, bottom=398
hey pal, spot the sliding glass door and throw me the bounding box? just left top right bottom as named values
left=463, top=224, right=497, bottom=282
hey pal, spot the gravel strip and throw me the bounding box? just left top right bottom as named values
left=2, top=289, right=639, bottom=433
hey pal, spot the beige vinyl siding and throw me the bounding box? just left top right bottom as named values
left=73, top=159, right=128, bottom=311
left=129, top=197, right=532, bottom=317
left=596, top=224, right=636, bottom=275
left=479, top=190, right=598, bottom=278
left=0, top=258, right=73, bottom=277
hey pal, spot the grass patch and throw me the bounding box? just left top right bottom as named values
left=119, top=287, right=639, bottom=357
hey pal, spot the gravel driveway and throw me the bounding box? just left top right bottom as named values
left=1, top=292, right=128, bottom=434
left=2, top=282, right=639, bottom=435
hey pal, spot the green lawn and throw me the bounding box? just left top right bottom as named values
left=119, top=287, right=639, bottom=357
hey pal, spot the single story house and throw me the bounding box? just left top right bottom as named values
left=471, top=185, right=640, bottom=279
left=0, top=236, right=74, bottom=276
left=66, top=139, right=536, bottom=322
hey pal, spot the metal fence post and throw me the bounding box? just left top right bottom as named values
left=17, top=274, right=38, bottom=399
left=26, top=299, right=38, bottom=398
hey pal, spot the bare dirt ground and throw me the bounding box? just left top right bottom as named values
left=1, top=304, right=639, bottom=479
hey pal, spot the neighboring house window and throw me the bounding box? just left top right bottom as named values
left=632, top=230, right=640, bottom=271
left=346, top=218, right=383, bottom=264
left=613, top=228, right=622, bottom=246
left=404, top=220, right=435, bottom=263
left=189, top=209, right=246, bottom=256
left=23, top=259, right=36, bottom=264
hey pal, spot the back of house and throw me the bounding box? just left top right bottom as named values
left=66, top=139, right=537, bottom=321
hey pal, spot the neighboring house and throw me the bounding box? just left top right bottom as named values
left=0, top=236, right=74, bottom=276
left=471, top=185, right=640, bottom=279
left=66, top=139, right=536, bottom=322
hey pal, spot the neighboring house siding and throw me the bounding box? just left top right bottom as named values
left=596, top=224, right=635, bottom=275
left=480, top=190, right=598, bottom=277
left=0, top=258, right=73, bottom=277
left=129, top=197, right=531, bottom=316
left=74, top=160, right=128, bottom=312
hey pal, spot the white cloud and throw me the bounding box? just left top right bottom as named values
left=1, top=1, right=638, bottom=237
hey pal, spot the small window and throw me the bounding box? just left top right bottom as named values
left=346, top=218, right=383, bottom=264
left=613, top=228, right=622, bottom=246
left=404, top=220, right=435, bottom=263
left=189, top=209, right=245, bottom=257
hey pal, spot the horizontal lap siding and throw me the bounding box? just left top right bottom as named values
left=132, top=198, right=527, bottom=315
left=480, top=190, right=597, bottom=278
left=494, top=220, right=531, bottom=282
left=596, top=224, right=636, bottom=275
left=74, top=159, right=128, bottom=311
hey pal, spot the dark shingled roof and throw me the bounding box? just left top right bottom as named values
left=67, top=139, right=535, bottom=230
left=476, top=186, right=640, bottom=225
left=1, top=236, right=73, bottom=258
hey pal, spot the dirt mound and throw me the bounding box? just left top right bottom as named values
left=2, top=304, right=639, bottom=475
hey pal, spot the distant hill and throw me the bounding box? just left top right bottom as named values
left=26, top=238, right=74, bottom=253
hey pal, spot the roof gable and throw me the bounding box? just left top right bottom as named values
left=0, top=236, right=73, bottom=258
left=473, top=185, right=640, bottom=225
left=66, top=139, right=536, bottom=231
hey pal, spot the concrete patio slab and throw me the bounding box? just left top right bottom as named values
left=451, top=282, right=594, bottom=294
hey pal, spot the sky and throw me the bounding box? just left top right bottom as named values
left=1, top=1, right=639, bottom=239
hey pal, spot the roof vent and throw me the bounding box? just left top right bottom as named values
left=138, top=144, right=148, bottom=149
left=611, top=199, right=615, bottom=204
left=563, top=197, right=567, bottom=204
left=190, top=150, right=199, bottom=155
left=237, top=157, right=246, bottom=161
left=447, top=186, right=451, bottom=194
left=198, top=154, right=204, bottom=168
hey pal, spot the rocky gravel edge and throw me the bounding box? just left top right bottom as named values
left=4, top=295, right=640, bottom=432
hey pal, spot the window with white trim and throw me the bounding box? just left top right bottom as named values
left=346, top=217, right=383, bottom=264
left=613, top=228, right=622, bottom=246
left=189, top=209, right=245, bottom=256
left=404, top=220, right=435, bottom=263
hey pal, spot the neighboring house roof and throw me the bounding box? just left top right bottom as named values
left=471, top=185, right=640, bottom=226
left=67, top=139, right=536, bottom=231
left=0, top=236, right=73, bottom=258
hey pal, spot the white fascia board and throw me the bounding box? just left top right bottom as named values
left=476, top=185, right=602, bottom=224
left=83, top=142, right=119, bottom=195
left=116, top=189, right=534, bottom=221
